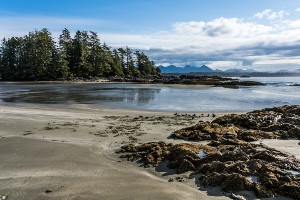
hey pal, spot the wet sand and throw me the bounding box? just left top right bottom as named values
left=0, top=105, right=230, bottom=200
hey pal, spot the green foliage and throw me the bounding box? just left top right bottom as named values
left=0, top=28, right=160, bottom=81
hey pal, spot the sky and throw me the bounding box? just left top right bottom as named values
left=1, top=0, right=300, bottom=71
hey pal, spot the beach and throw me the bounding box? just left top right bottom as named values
left=0, top=98, right=299, bottom=199
left=1, top=1, right=300, bottom=199
left=0, top=105, right=234, bottom=200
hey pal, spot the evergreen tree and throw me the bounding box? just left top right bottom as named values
left=101, top=43, right=114, bottom=76
left=0, top=28, right=158, bottom=81
left=87, top=31, right=103, bottom=77
left=0, top=37, right=23, bottom=80
left=117, top=48, right=126, bottom=75
left=112, top=49, right=124, bottom=76
left=58, top=28, right=72, bottom=78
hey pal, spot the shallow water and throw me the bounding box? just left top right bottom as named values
left=286, top=170, right=300, bottom=175
left=0, top=77, right=299, bottom=112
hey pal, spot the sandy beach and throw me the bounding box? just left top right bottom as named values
left=0, top=105, right=236, bottom=200
left=1, top=105, right=299, bottom=200
left=1, top=105, right=299, bottom=199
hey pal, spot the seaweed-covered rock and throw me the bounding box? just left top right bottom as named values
left=279, top=183, right=300, bottom=200
left=177, top=159, right=196, bottom=173
left=118, top=105, right=300, bottom=200
left=253, top=184, right=273, bottom=198
left=173, top=105, right=300, bottom=141
left=198, top=161, right=225, bottom=174
left=118, top=140, right=300, bottom=199
left=172, top=122, right=240, bottom=141
left=203, top=173, right=252, bottom=191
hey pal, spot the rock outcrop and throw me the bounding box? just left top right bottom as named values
left=117, top=105, right=300, bottom=199
left=110, top=75, right=266, bottom=87
left=172, top=105, right=300, bottom=141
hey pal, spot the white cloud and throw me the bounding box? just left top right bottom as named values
left=173, top=18, right=273, bottom=37
left=295, top=7, right=300, bottom=12
left=283, top=19, right=300, bottom=28
left=254, top=9, right=289, bottom=20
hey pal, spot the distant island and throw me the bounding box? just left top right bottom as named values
left=159, top=65, right=300, bottom=77
left=0, top=29, right=161, bottom=81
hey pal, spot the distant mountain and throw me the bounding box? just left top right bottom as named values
left=158, top=65, right=259, bottom=74
left=158, top=65, right=300, bottom=74
left=159, top=65, right=214, bottom=73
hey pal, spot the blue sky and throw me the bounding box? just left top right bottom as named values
left=1, top=0, right=300, bottom=71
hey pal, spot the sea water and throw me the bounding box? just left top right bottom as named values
left=0, top=77, right=299, bottom=112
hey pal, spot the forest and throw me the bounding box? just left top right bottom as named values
left=0, top=28, right=161, bottom=81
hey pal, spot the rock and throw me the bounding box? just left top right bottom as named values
left=203, top=173, right=252, bottom=191
left=172, top=122, right=240, bottom=141
left=45, top=189, right=52, bottom=193
left=175, top=176, right=184, bottom=182
left=253, top=184, right=273, bottom=198
left=253, top=151, right=277, bottom=162
left=279, top=183, right=300, bottom=200
left=118, top=105, right=300, bottom=200
left=198, top=161, right=225, bottom=174
left=177, top=159, right=195, bottom=173
left=213, top=105, right=300, bottom=140
left=220, top=173, right=252, bottom=192
left=227, top=193, right=246, bottom=200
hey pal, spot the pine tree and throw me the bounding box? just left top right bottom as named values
left=0, top=29, right=158, bottom=81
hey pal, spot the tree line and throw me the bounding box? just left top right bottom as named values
left=0, top=28, right=161, bottom=81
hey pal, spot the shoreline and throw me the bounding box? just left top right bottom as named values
left=0, top=105, right=298, bottom=199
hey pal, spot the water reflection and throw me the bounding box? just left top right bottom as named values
left=0, top=83, right=161, bottom=106
left=0, top=81, right=299, bottom=112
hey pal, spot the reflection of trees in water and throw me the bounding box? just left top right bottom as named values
left=122, top=88, right=161, bottom=105
left=1, top=84, right=161, bottom=106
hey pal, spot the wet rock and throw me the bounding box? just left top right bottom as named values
left=118, top=105, right=300, bottom=200
left=119, top=140, right=300, bottom=199
left=237, top=130, right=275, bottom=142
left=175, top=176, right=184, bottom=182
left=111, top=75, right=265, bottom=87
left=221, top=174, right=252, bottom=192
left=253, top=151, right=277, bottom=162
left=173, top=105, right=300, bottom=142
left=177, top=159, right=196, bottom=173
left=253, top=184, right=273, bottom=198
left=45, top=189, right=52, bottom=193
left=279, top=183, right=300, bottom=200
left=227, top=193, right=246, bottom=200
left=117, top=142, right=216, bottom=169
left=172, top=122, right=240, bottom=141
left=203, top=173, right=252, bottom=191
left=198, top=161, right=226, bottom=174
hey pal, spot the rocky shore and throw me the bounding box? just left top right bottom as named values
left=118, top=105, right=300, bottom=199
left=110, top=75, right=266, bottom=87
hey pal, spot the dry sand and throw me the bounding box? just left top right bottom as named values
left=0, top=105, right=298, bottom=199
left=0, top=105, right=229, bottom=200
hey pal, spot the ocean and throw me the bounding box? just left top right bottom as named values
left=0, top=77, right=299, bottom=112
